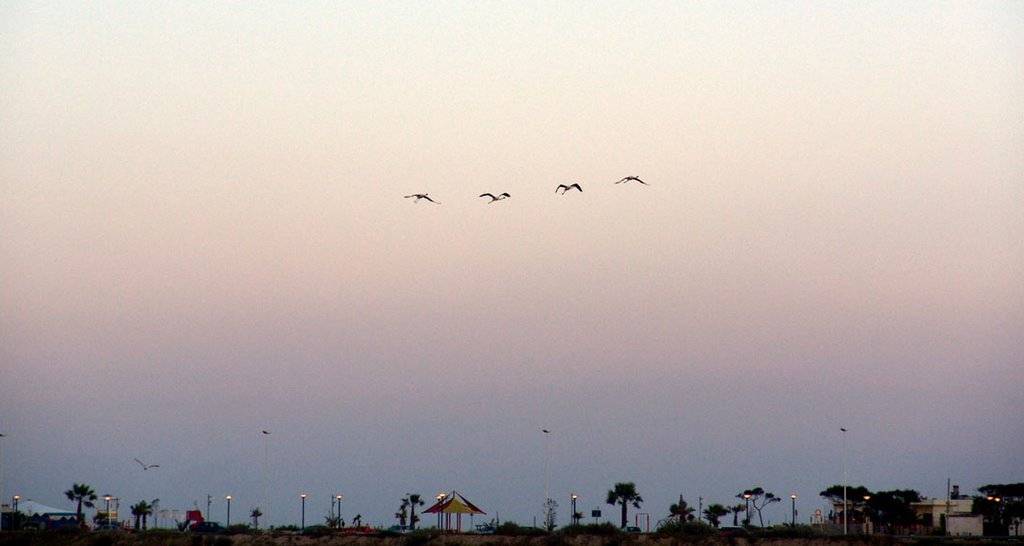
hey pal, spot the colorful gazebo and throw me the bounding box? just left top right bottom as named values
left=423, top=491, right=485, bottom=533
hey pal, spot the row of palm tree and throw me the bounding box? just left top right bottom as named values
left=61, top=480, right=760, bottom=531
left=62, top=482, right=268, bottom=530
left=605, top=482, right=789, bottom=530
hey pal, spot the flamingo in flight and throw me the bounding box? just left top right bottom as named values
left=479, top=192, right=511, bottom=203
left=404, top=193, right=440, bottom=204
left=556, top=183, right=582, bottom=194
left=615, top=176, right=648, bottom=185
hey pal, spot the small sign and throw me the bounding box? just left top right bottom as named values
left=591, top=510, right=602, bottom=518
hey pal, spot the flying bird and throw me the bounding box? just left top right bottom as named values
left=262, top=430, right=271, bottom=435
left=405, top=193, right=440, bottom=204
left=615, top=176, right=648, bottom=185
left=479, top=192, right=510, bottom=203
left=555, top=183, right=582, bottom=194
left=134, top=458, right=160, bottom=471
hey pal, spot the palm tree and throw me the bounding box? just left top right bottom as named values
left=703, top=504, right=729, bottom=528
left=729, top=503, right=746, bottom=526
left=606, top=482, right=643, bottom=528
left=130, top=500, right=152, bottom=530
left=395, top=496, right=409, bottom=527
left=669, top=495, right=695, bottom=522
left=407, top=494, right=425, bottom=530
left=64, top=483, right=97, bottom=525
left=250, top=507, right=263, bottom=529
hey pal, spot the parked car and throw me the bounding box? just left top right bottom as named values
left=624, top=526, right=643, bottom=533
left=193, top=521, right=224, bottom=533
left=718, top=526, right=749, bottom=537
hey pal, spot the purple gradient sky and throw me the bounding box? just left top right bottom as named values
left=2, top=1, right=1022, bottom=529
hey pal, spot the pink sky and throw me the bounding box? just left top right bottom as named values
left=2, top=1, right=1021, bottom=528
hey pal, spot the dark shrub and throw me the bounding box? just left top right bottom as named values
left=655, top=520, right=715, bottom=537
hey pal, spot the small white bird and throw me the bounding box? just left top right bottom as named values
left=615, top=176, right=648, bottom=185
left=405, top=193, right=440, bottom=204
left=479, top=192, right=510, bottom=203
left=556, top=183, right=582, bottom=194
left=134, top=458, right=160, bottom=471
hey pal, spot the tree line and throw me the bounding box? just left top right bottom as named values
left=7, top=480, right=1021, bottom=534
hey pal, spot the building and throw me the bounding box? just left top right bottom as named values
left=912, top=498, right=982, bottom=536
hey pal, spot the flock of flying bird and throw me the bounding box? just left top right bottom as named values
left=403, top=175, right=648, bottom=205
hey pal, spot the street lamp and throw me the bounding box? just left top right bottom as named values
left=12, top=495, right=19, bottom=530
left=0, top=433, right=6, bottom=533
left=986, top=497, right=1003, bottom=530
left=542, top=429, right=550, bottom=506
left=335, top=495, right=343, bottom=528
left=226, top=496, right=231, bottom=527
left=571, top=493, right=578, bottom=526
left=104, top=495, right=112, bottom=527
left=300, top=494, right=307, bottom=531
left=436, top=492, right=446, bottom=530
left=863, top=495, right=871, bottom=533
left=790, top=494, right=797, bottom=526
left=261, top=430, right=270, bottom=527
left=743, top=493, right=751, bottom=526
left=841, top=427, right=848, bottom=535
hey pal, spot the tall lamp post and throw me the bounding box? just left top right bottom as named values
left=0, top=433, right=6, bottom=533
left=841, top=427, right=848, bottom=535
left=436, top=492, right=445, bottom=530
left=542, top=430, right=550, bottom=506
left=863, top=495, right=871, bottom=534
left=790, top=494, right=797, bottom=526
left=300, top=494, right=307, bottom=531
left=12, top=495, right=20, bottom=530
left=335, top=495, right=343, bottom=528
left=104, top=495, right=112, bottom=527
left=743, top=493, right=751, bottom=526
left=571, top=493, right=578, bottom=526
left=261, top=430, right=270, bottom=527
left=226, top=496, right=231, bottom=527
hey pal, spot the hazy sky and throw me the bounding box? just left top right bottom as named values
left=2, top=1, right=1022, bottom=530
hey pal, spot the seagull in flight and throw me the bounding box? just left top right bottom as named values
left=262, top=430, right=271, bottom=435
left=555, top=183, right=582, bottom=194
left=479, top=192, right=510, bottom=203
left=405, top=193, right=440, bottom=204
left=615, top=176, right=648, bottom=185
left=134, top=458, right=160, bottom=471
